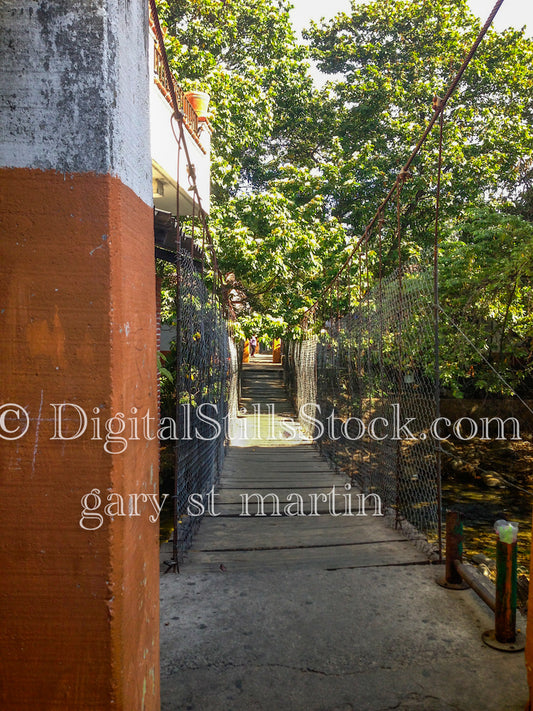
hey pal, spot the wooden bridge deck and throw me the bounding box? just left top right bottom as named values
left=184, top=355, right=428, bottom=572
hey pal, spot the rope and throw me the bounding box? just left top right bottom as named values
left=150, top=0, right=229, bottom=313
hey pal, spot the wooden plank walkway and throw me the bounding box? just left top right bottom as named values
left=160, top=354, right=529, bottom=711
left=184, top=354, right=428, bottom=572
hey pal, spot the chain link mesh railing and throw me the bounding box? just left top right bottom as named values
left=165, top=250, right=239, bottom=560
left=285, top=261, right=441, bottom=557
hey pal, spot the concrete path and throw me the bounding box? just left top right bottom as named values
left=160, top=356, right=528, bottom=710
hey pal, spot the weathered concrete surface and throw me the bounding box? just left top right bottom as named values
left=0, top=3, right=158, bottom=704
left=0, top=169, right=160, bottom=710
left=161, top=566, right=528, bottom=711
left=0, top=0, right=152, bottom=203
left=160, top=357, right=528, bottom=710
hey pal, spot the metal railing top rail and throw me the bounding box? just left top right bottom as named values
left=153, top=41, right=199, bottom=136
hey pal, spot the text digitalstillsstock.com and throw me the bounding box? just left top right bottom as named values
left=1, top=401, right=521, bottom=531
left=0, top=402, right=522, bottom=452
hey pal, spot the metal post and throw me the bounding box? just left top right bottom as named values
left=482, top=535, right=525, bottom=651
left=496, top=539, right=517, bottom=642
left=437, top=510, right=468, bottom=589
left=436, top=513, right=526, bottom=651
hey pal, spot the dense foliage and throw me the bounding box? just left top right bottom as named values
left=439, top=209, right=533, bottom=395
left=157, top=0, right=316, bottom=194
left=157, top=0, right=533, bottom=395
left=306, top=0, right=533, bottom=257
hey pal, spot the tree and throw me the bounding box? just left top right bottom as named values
left=306, top=0, right=533, bottom=265
left=438, top=208, right=533, bottom=395
left=157, top=0, right=316, bottom=195
left=156, top=0, right=533, bottom=369
left=156, top=0, right=350, bottom=336
left=209, top=177, right=348, bottom=334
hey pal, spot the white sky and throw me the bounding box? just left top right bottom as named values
left=290, top=0, right=533, bottom=38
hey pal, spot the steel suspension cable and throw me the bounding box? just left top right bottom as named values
left=433, top=104, right=445, bottom=559
left=300, top=0, right=506, bottom=325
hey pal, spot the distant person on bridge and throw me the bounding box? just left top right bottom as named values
left=249, top=335, right=258, bottom=358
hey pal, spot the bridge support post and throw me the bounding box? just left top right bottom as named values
left=483, top=527, right=525, bottom=652
left=438, top=513, right=525, bottom=653
left=437, top=510, right=469, bottom=590
left=0, top=2, right=160, bottom=708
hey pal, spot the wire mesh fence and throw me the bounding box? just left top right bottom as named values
left=164, top=249, right=239, bottom=561
left=284, top=261, right=441, bottom=557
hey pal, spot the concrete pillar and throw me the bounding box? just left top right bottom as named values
left=0, top=2, right=159, bottom=709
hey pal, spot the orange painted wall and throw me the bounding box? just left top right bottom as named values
left=0, top=168, right=160, bottom=709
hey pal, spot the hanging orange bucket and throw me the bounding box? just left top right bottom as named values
left=185, top=91, right=210, bottom=119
